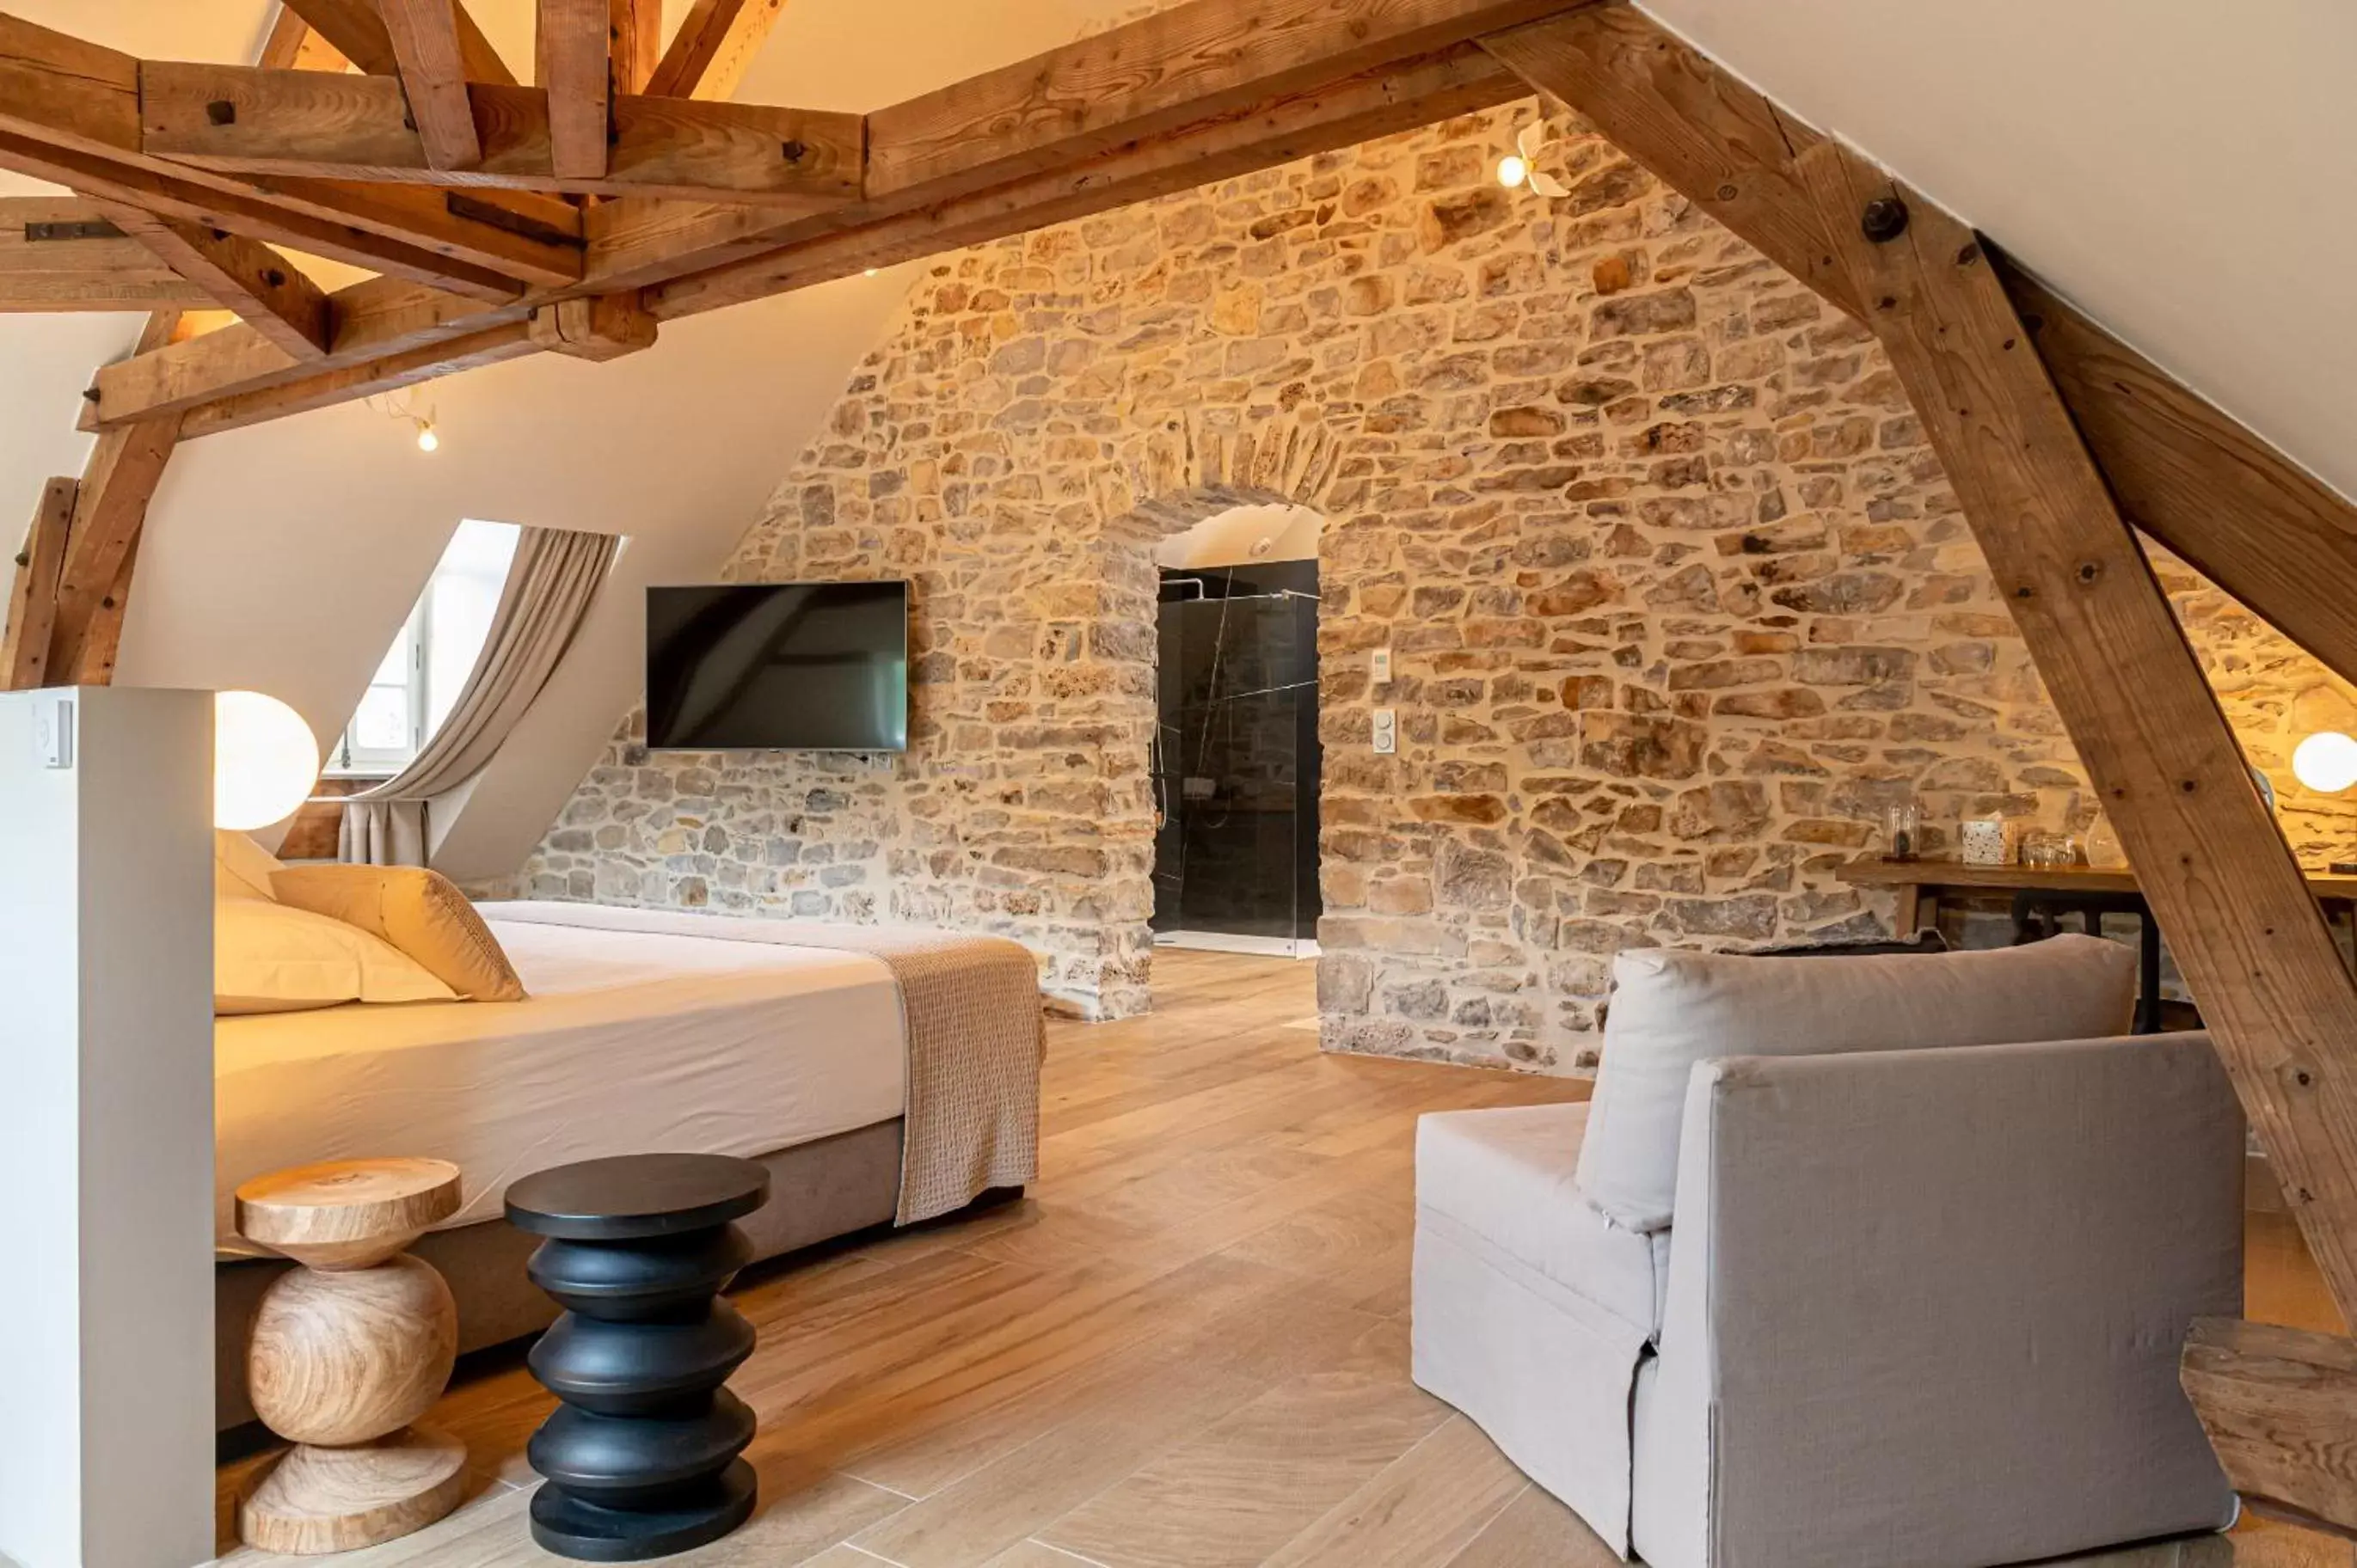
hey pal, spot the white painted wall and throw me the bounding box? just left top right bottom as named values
left=1638, top=0, right=2357, bottom=507
left=0, top=689, right=213, bottom=1568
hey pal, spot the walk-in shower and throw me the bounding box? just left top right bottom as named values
left=1151, top=556, right=1322, bottom=957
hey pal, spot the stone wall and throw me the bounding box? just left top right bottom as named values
left=521, top=99, right=2357, bottom=1066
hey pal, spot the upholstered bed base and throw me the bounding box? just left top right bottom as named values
left=217, top=1118, right=911, bottom=1432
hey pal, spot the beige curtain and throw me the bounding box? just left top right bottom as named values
left=342, top=526, right=618, bottom=866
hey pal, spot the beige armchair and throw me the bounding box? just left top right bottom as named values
left=1412, top=938, right=2243, bottom=1568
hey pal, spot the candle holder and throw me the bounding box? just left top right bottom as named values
left=1882, top=801, right=1922, bottom=863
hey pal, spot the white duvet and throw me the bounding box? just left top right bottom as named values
left=214, top=904, right=908, bottom=1249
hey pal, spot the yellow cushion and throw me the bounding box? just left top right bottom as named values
left=271, top=865, right=529, bottom=1003
left=216, top=897, right=457, bottom=1016
left=214, top=829, right=285, bottom=903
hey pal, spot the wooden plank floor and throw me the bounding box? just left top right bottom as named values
left=214, top=951, right=2353, bottom=1567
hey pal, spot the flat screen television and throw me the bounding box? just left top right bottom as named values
left=646, top=582, right=909, bottom=751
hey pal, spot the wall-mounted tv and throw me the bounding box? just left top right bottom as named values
left=647, top=582, right=909, bottom=751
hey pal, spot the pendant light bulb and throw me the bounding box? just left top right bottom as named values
left=1495, top=153, right=1529, bottom=190
left=415, top=419, right=439, bottom=453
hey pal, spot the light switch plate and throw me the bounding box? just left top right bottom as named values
left=1371, top=646, right=1392, bottom=686
left=1371, top=707, right=1396, bottom=755
left=32, top=691, right=74, bottom=769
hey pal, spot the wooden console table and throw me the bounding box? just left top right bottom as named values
left=1836, top=859, right=2357, bottom=1033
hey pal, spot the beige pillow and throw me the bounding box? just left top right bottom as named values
left=217, top=897, right=458, bottom=1015
left=214, top=829, right=285, bottom=903
left=272, top=865, right=528, bottom=1002
left=1577, top=934, right=2139, bottom=1232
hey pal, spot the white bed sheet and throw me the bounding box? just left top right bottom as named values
left=215, top=913, right=906, bottom=1248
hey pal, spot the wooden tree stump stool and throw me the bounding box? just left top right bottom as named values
left=235, top=1157, right=467, bottom=1555
left=506, top=1154, right=771, bottom=1562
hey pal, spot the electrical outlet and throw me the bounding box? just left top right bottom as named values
left=31, top=692, right=73, bottom=769
left=1371, top=646, right=1392, bottom=686
left=1371, top=707, right=1396, bottom=756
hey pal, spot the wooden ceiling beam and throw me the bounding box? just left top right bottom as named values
left=46, top=311, right=181, bottom=685
left=139, top=64, right=863, bottom=209
left=3, top=478, right=76, bottom=690
left=537, top=0, right=611, bottom=180
left=377, top=0, right=487, bottom=168
left=863, top=0, right=1585, bottom=207
left=648, top=42, right=1522, bottom=316
left=279, top=0, right=513, bottom=83
left=1482, top=0, right=2357, bottom=693
left=257, top=5, right=319, bottom=71
left=642, top=0, right=786, bottom=100
left=96, top=201, right=329, bottom=358
left=528, top=291, right=657, bottom=360
left=611, top=0, right=663, bottom=95
left=0, top=15, right=564, bottom=295
left=146, top=34, right=1531, bottom=426
left=0, top=198, right=213, bottom=309
left=83, top=275, right=530, bottom=429
left=177, top=318, right=540, bottom=438
left=1800, top=139, right=2357, bottom=1519
left=0, top=126, right=538, bottom=299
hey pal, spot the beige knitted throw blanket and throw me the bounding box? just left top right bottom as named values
left=479, top=903, right=1045, bottom=1225
left=749, top=923, right=1046, bottom=1223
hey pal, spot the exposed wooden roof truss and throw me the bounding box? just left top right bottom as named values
left=3, top=0, right=2356, bottom=1527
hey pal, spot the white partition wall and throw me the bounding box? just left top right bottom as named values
left=0, top=688, right=213, bottom=1568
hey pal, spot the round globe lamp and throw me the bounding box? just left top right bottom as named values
left=2293, top=731, right=2357, bottom=796
left=216, top=690, right=321, bottom=831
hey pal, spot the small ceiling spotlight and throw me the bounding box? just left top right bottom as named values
left=1501, top=123, right=1570, bottom=199
left=864, top=267, right=880, bottom=278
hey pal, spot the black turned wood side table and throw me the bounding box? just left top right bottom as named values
left=506, top=1154, right=772, bottom=1562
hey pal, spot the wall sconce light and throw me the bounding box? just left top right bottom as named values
left=2293, top=731, right=2357, bottom=794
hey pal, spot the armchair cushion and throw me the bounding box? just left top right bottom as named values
left=1418, top=1102, right=1668, bottom=1335
left=1576, top=934, right=2137, bottom=1232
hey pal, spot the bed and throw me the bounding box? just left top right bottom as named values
left=215, top=901, right=1044, bottom=1431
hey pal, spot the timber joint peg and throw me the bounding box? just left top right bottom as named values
left=1860, top=196, right=1909, bottom=243
left=2075, top=561, right=2102, bottom=585
left=206, top=99, right=235, bottom=126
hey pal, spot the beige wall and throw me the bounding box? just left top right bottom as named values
left=522, top=101, right=2357, bottom=1066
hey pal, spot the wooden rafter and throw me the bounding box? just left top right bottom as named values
left=377, top=0, right=486, bottom=168
left=179, top=320, right=539, bottom=438
left=610, top=0, right=664, bottom=95
left=108, top=40, right=1528, bottom=432
left=258, top=4, right=322, bottom=71
left=46, top=397, right=178, bottom=680
left=528, top=291, right=657, bottom=360
left=651, top=42, right=1526, bottom=316
left=537, top=0, right=611, bottom=180
left=96, top=202, right=329, bottom=358
left=83, top=276, right=529, bottom=430
left=0, top=198, right=212, bottom=309
left=279, top=0, right=513, bottom=83
left=139, top=64, right=865, bottom=209
left=642, top=0, right=786, bottom=100
left=1804, top=138, right=2357, bottom=1326
left=3, top=478, right=75, bottom=689
left=863, top=0, right=1572, bottom=205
